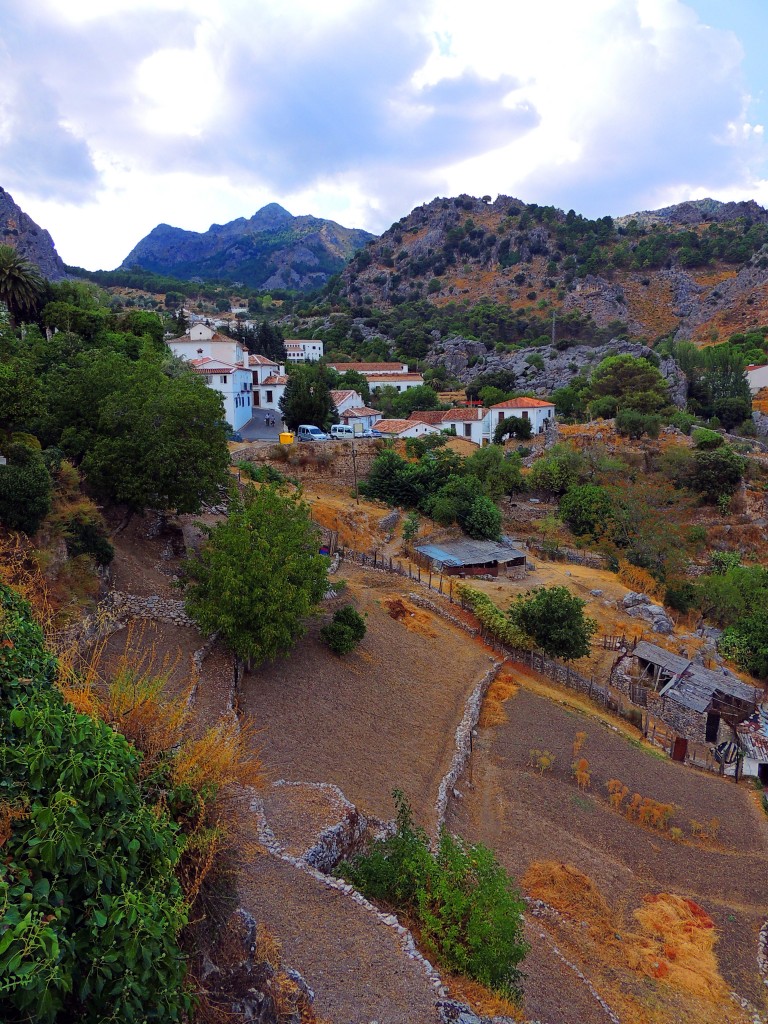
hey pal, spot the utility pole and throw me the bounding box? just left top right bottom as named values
left=351, top=425, right=360, bottom=504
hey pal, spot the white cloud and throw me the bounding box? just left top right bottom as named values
left=1, top=0, right=767, bottom=268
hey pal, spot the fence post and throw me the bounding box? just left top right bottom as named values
left=439, top=574, right=443, bottom=594
left=429, top=571, right=432, bottom=590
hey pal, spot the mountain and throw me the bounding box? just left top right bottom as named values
left=120, top=203, right=376, bottom=291
left=338, top=194, right=768, bottom=347
left=0, top=187, right=67, bottom=280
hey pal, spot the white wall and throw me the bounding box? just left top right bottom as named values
left=747, top=365, right=768, bottom=394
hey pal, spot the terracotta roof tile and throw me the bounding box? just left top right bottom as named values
left=492, top=397, right=555, bottom=409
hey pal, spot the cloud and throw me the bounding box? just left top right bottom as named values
left=2, top=0, right=767, bottom=268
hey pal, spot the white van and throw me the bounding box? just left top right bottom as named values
left=330, top=424, right=355, bottom=439
left=297, top=424, right=330, bottom=442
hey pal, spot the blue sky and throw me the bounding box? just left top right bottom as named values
left=1, top=0, right=767, bottom=270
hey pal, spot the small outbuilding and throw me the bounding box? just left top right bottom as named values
left=415, top=538, right=527, bottom=578
left=629, top=640, right=760, bottom=757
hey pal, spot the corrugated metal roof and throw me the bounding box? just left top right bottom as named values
left=661, top=664, right=759, bottom=713
left=634, top=641, right=690, bottom=675
left=416, top=537, right=526, bottom=567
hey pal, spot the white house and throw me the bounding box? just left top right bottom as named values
left=189, top=358, right=253, bottom=432
left=168, top=322, right=247, bottom=366
left=486, top=398, right=555, bottom=439
left=747, top=364, right=768, bottom=395
left=406, top=407, right=493, bottom=445
left=327, top=361, right=408, bottom=375
left=284, top=339, right=324, bottom=363
left=340, top=406, right=383, bottom=431
left=257, top=373, right=289, bottom=411
left=330, top=389, right=365, bottom=417
left=374, top=419, right=440, bottom=439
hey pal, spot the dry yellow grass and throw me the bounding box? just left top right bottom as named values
left=617, top=559, right=665, bottom=600
left=446, top=976, right=525, bottom=1021
left=478, top=670, right=519, bottom=727
left=522, top=861, right=747, bottom=1024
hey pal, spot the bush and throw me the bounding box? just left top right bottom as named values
left=0, top=585, right=190, bottom=1023
left=615, top=409, right=661, bottom=439
left=457, top=584, right=534, bottom=650
left=339, top=792, right=528, bottom=997
left=668, top=411, right=696, bottom=435
left=558, top=484, right=614, bottom=538
left=0, top=442, right=52, bottom=535
left=692, top=427, right=724, bottom=450
left=664, top=581, right=700, bottom=614
left=493, top=416, right=533, bottom=443
left=509, top=586, right=597, bottom=662
left=57, top=504, right=114, bottom=566
left=320, top=604, right=367, bottom=655
left=689, top=445, right=746, bottom=502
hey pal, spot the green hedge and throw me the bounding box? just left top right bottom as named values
left=455, top=583, right=534, bottom=651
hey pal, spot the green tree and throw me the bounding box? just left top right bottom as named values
left=508, top=586, right=597, bottom=661
left=0, top=361, right=42, bottom=435
left=587, top=354, right=671, bottom=415
left=0, top=442, right=52, bottom=534
left=83, top=364, right=229, bottom=515
left=719, top=614, right=768, bottom=678
left=183, top=485, right=328, bottom=665
left=464, top=445, right=524, bottom=500
left=528, top=443, right=585, bottom=496
left=333, top=368, right=371, bottom=404
left=279, top=364, right=339, bottom=431
left=0, top=245, right=45, bottom=324
left=689, top=445, right=746, bottom=502
left=464, top=494, right=502, bottom=540
left=493, top=415, right=533, bottom=443
left=558, top=484, right=614, bottom=538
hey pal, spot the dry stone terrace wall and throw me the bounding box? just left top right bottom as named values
left=235, top=439, right=383, bottom=487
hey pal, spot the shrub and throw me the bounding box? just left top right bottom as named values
left=668, top=411, right=696, bottom=435
left=56, top=503, right=114, bottom=566
left=692, top=427, right=724, bottom=450
left=494, top=416, right=533, bottom=443
left=0, top=442, right=52, bottom=535
left=689, top=445, right=746, bottom=502
left=339, top=792, right=528, bottom=997
left=456, top=585, right=534, bottom=651
left=320, top=604, right=367, bottom=655
left=0, top=585, right=190, bottom=1023
left=508, top=586, right=597, bottom=662
left=615, top=409, right=661, bottom=439
left=558, top=484, right=614, bottom=538
left=664, top=581, right=700, bottom=614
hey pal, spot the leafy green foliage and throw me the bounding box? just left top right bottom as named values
left=464, top=494, right=502, bottom=541
left=558, top=484, right=614, bottom=538
left=183, top=485, right=328, bottom=665
left=57, top=504, right=114, bottom=566
left=339, top=791, right=528, bottom=998
left=320, top=604, right=367, bottom=655
left=587, top=354, right=671, bottom=416
left=0, top=442, right=53, bottom=535
left=493, top=415, right=533, bottom=443
left=688, top=445, right=746, bottom=502
left=0, top=245, right=45, bottom=324
left=0, top=584, right=189, bottom=1023
left=615, top=409, right=661, bottom=438
left=279, top=363, right=339, bottom=431
left=509, top=586, right=597, bottom=662
left=719, top=615, right=768, bottom=679
left=456, top=585, right=534, bottom=650
left=691, top=427, right=724, bottom=450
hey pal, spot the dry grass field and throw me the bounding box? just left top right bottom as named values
left=447, top=677, right=768, bottom=1024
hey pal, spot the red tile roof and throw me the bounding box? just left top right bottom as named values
left=492, top=397, right=555, bottom=409
left=373, top=419, right=421, bottom=434
left=407, top=410, right=446, bottom=423
left=249, top=353, right=279, bottom=366
left=261, top=374, right=288, bottom=385
left=343, top=406, right=382, bottom=418
left=441, top=408, right=485, bottom=422
left=330, top=389, right=358, bottom=405
left=369, top=373, right=424, bottom=382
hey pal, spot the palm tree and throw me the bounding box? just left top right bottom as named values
left=0, top=245, right=45, bottom=324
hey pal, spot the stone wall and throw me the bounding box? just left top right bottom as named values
left=236, top=439, right=383, bottom=488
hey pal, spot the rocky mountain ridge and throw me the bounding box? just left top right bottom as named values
left=120, top=203, right=375, bottom=291
left=0, top=187, right=67, bottom=280
left=339, top=193, right=768, bottom=348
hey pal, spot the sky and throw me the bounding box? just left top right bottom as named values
left=2, top=0, right=768, bottom=271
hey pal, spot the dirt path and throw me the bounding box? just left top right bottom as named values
left=238, top=854, right=440, bottom=1024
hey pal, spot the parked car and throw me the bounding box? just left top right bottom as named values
left=362, top=427, right=382, bottom=437
left=297, top=424, right=330, bottom=442
left=330, top=424, right=355, bottom=439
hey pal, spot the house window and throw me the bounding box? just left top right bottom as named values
left=220, top=375, right=228, bottom=384
left=498, top=412, right=504, bottom=424
left=266, top=390, right=273, bottom=403
left=464, top=423, right=472, bottom=437
left=521, top=410, right=529, bottom=419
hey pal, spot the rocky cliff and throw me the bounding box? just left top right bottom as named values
left=121, top=203, right=375, bottom=291
left=339, top=194, right=768, bottom=347
left=0, top=187, right=67, bottom=280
